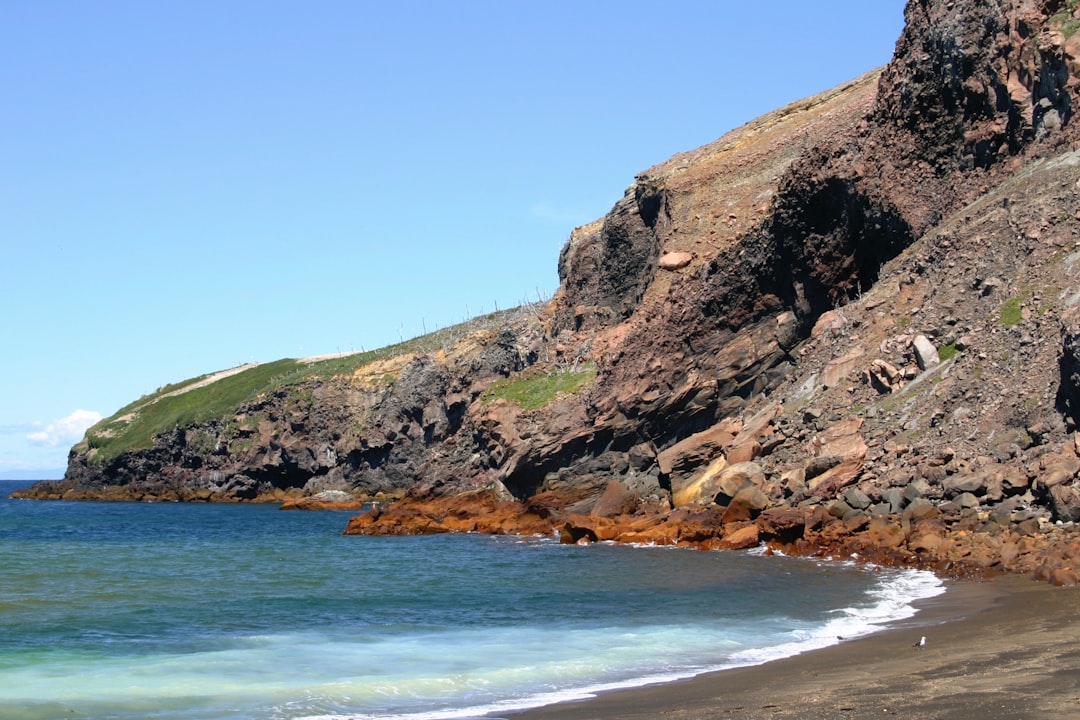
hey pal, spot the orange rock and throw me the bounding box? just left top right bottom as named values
left=719, top=524, right=760, bottom=550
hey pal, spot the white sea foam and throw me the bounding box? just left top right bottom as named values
left=294, top=566, right=946, bottom=720
left=1, top=500, right=949, bottom=720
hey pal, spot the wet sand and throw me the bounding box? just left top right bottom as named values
left=504, top=575, right=1080, bottom=720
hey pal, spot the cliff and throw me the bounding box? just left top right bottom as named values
left=18, top=0, right=1080, bottom=583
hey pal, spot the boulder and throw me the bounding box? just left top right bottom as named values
left=806, top=419, right=867, bottom=495
left=868, top=359, right=904, bottom=393
left=881, top=487, right=906, bottom=512
left=865, top=517, right=906, bottom=549
left=756, top=507, right=806, bottom=542
left=1049, top=484, right=1080, bottom=523
left=657, top=251, right=693, bottom=270
left=954, top=492, right=980, bottom=509
left=821, top=349, right=865, bottom=388
left=715, top=462, right=767, bottom=501
left=671, top=456, right=729, bottom=507
left=842, top=487, right=872, bottom=510
left=943, top=472, right=989, bottom=497
left=718, top=524, right=760, bottom=550
left=912, top=334, right=940, bottom=370
left=725, top=439, right=761, bottom=464
left=721, top=485, right=770, bottom=523
left=656, top=421, right=739, bottom=476
left=1039, top=451, right=1080, bottom=489
left=591, top=479, right=641, bottom=517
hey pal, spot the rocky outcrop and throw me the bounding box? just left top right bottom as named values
left=17, top=0, right=1080, bottom=584
left=341, top=0, right=1080, bottom=584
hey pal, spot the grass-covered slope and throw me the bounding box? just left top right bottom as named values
left=83, top=307, right=544, bottom=465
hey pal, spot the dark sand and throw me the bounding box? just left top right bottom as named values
left=504, top=575, right=1080, bottom=720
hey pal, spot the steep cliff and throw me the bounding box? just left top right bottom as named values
left=18, top=0, right=1080, bottom=582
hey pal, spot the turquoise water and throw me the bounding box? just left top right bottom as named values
left=0, top=480, right=943, bottom=719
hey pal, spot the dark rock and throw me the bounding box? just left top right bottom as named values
left=1049, top=485, right=1080, bottom=524
left=842, top=487, right=872, bottom=510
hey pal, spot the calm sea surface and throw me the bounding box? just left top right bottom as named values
left=0, top=480, right=943, bottom=720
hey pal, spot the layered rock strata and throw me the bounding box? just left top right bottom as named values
left=18, top=0, right=1080, bottom=583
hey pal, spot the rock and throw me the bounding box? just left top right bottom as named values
left=671, top=456, right=729, bottom=507
left=721, top=485, right=770, bottom=524
left=591, top=479, right=640, bottom=517
left=714, top=462, right=767, bottom=501
left=842, top=486, right=872, bottom=510
left=903, top=479, right=931, bottom=503
left=1039, top=450, right=1080, bottom=490
left=718, top=524, right=760, bottom=550
left=756, top=507, right=806, bottom=543
left=909, top=531, right=945, bottom=554
left=1049, top=484, right=1080, bottom=523
left=868, top=359, right=904, bottom=393
left=781, top=468, right=807, bottom=496
left=657, top=251, right=693, bottom=270
left=805, top=419, right=867, bottom=495
left=811, top=309, right=847, bottom=340
left=954, top=492, right=980, bottom=509
left=980, top=276, right=1002, bottom=296
left=656, top=421, right=739, bottom=477
left=1015, top=517, right=1041, bottom=536
left=821, top=349, right=865, bottom=388
left=881, top=487, right=906, bottom=512
left=279, top=489, right=365, bottom=511
left=865, top=517, right=906, bottom=549
left=828, top=499, right=855, bottom=518
left=943, top=472, right=989, bottom=497
left=725, top=439, right=761, bottom=464
left=805, top=454, right=842, bottom=479
left=912, top=334, right=940, bottom=370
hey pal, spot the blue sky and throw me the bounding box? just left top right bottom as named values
left=0, top=1, right=905, bottom=477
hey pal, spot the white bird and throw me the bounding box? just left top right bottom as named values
left=913, top=636, right=926, bottom=649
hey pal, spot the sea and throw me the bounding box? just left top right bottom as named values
left=0, top=479, right=945, bottom=720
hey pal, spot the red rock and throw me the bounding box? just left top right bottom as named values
left=805, top=419, right=867, bottom=495
left=656, top=423, right=738, bottom=476
left=719, top=524, right=760, bottom=550
left=591, top=479, right=640, bottom=517
left=725, top=440, right=761, bottom=464
left=756, top=507, right=807, bottom=542
left=864, top=517, right=906, bottom=549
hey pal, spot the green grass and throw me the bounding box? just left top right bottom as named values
left=482, top=364, right=597, bottom=411
left=938, top=343, right=958, bottom=362
left=1052, top=5, right=1080, bottom=37
left=87, top=359, right=310, bottom=463
left=999, top=297, right=1024, bottom=327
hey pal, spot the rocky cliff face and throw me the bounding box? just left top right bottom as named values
left=19, top=0, right=1080, bottom=583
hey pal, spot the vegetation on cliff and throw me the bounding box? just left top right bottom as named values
left=19, top=0, right=1080, bottom=584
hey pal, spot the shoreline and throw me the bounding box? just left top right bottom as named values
left=502, top=574, right=1080, bottom=720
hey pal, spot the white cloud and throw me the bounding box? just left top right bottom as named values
left=26, top=409, right=102, bottom=448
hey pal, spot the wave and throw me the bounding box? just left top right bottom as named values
left=295, top=565, right=945, bottom=720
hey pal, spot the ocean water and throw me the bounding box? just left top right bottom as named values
left=0, top=480, right=944, bottom=720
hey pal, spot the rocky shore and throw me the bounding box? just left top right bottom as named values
left=17, top=0, right=1080, bottom=585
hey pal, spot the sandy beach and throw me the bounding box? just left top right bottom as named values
left=506, top=575, right=1080, bottom=720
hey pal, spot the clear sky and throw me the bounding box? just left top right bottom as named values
left=0, top=1, right=906, bottom=477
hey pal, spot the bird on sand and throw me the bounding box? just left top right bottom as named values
left=913, top=636, right=926, bottom=649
